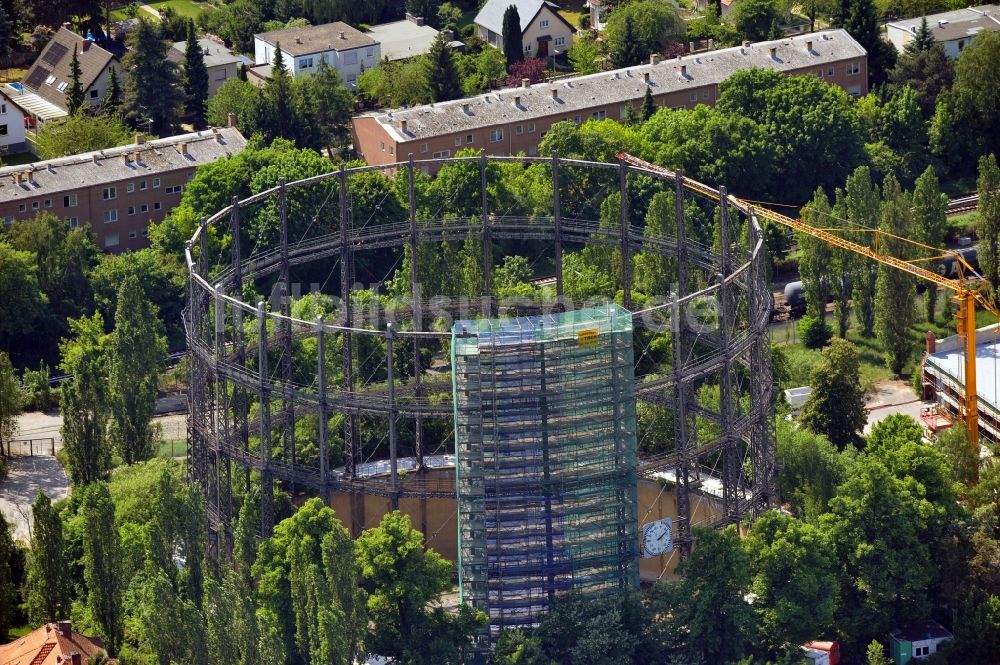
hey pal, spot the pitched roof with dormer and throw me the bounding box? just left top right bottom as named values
left=0, top=622, right=108, bottom=665
left=22, top=27, right=118, bottom=112
left=475, top=0, right=575, bottom=36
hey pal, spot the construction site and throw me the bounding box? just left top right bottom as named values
left=183, top=154, right=777, bottom=641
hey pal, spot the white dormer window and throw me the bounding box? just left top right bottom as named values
left=45, top=75, right=56, bottom=85
left=540, top=19, right=549, bottom=28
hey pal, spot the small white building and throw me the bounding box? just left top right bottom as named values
left=0, top=91, right=28, bottom=154
left=889, top=620, right=953, bottom=664
left=365, top=14, right=462, bottom=62
left=886, top=5, right=1000, bottom=58
left=253, top=22, right=380, bottom=87
left=475, top=0, right=577, bottom=59
left=168, top=36, right=243, bottom=99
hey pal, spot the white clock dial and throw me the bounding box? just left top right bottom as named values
left=642, top=518, right=673, bottom=557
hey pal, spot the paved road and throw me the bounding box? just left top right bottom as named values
left=864, top=379, right=924, bottom=435
left=0, top=455, right=69, bottom=540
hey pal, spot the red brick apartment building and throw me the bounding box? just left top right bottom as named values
left=352, top=29, right=868, bottom=168
left=0, top=126, right=247, bottom=252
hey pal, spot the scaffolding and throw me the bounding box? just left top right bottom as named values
left=452, top=306, right=639, bottom=636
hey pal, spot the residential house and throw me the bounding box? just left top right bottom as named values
left=352, top=29, right=869, bottom=170
left=0, top=90, right=28, bottom=154
left=0, top=124, right=247, bottom=253
left=0, top=620, right=107, bottom=665
left=168, top=36, right=243, bottom=98
left=21, top=26, right=123, bottom=113
left=253, top=22, right=379, bottom=87
left=886, top=5, right=1000, bottom=58
left=888, top=620, right=953, bottom=664
left=475, top=0, right=577, bottom=59
left=365, top=14, right=463, bottom=62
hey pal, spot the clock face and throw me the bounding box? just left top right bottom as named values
left=642, top=518, right=673, bottom=558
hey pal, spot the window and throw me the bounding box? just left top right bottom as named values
left=555, top=37, right=565, bottom=47
left=102, top=186, right=116, bottom=200
left=129, top=230, right=137, bottom=239
left=3, top=216, right=13, bottom=226
left=64, top=194, right=78, bottom=207
left=154, top=202, right=161, bottom=211
left=152, top=178, right=160, bottom=188
left=104, top=209, right=118, bottom=223
left=90, top=89, right=98, bottom=98
left=388, top=146, right=394, bottom=155
left=216, top=69, right=228, bottom=81
left=18, top=203, right=25, bottom=212
left=56, top=81, right=68, bottom=92
left=128, top=205, right=135, bottom=215
left=525, top=43, right=532, bottom=53
left=591, top=110, right=606, bottom=120
left=165, top=185, right=183, bottom=194
left=420, top=143, right=428, bottom=154
left=516, top=124, right=523, bottom=135
left=381, top=141, right=386, bottom=151
left=32, top=201, right=39, bottom=210
left=466, top=134, right=474, bottom=144
left=690, top=92, right=698, bottom=101
left=540, top=19, right=549, bottom=28
left=454, top=136, right=462, bottom=147
left=619, top=105, right=628, bottom=119
left=489, top=129, right=503, bottom=143
left=344, top=51, right=358, bottom=66
left=140, top=180, right=147, bottom=191
left=45, top=74, right=56, bottom=85
left=299, top=57, right=314, bottom=69
left=958, top=39, right=965, bottom=51
left=105, top=232, right=119, bottom=248
left=702, top=90, right=709, bottom=100
left=0, top=103, right=6, bottom=113
left=528, top=122, right=536, bottom=133
left=187, top=172, right=195, bottom=181
left=140, top=204, right=149, bottom=213
left=142, top=227, right=149, bottom=237
left=817, top=68, right=824, bottom=77
left=828, top=66, right=834, bottom=76
left=847, top=61, right=860, bottom=75
left=914, top=646, right=930, bottom=657
left=431, top=149, right=451, bottom=158
left=68, top=217, right=78, bottom=228
left=573, top=115, right=581, bottom=125
left=44, top=199, right=51, bottom=208
left=127, top=182, right=135, bottom=193
left=367, top=47, right=375, bottom=57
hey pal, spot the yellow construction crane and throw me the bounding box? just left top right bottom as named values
left=618, top=153, right=997, bottom=454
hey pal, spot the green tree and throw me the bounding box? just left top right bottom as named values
left=978, top=154, right=1000, bottom=298
left=108, top=276, right=166, bottom=464
left=123, top=562, right=205, bottom=665
left=948, top=32, right=1000, bottom=163
left=651, top=526, right=755, bottom=663
left=356, top=511, right=484, bottom=663
left=800, top=188, right=835, bottom=322
left=912, top=166, right=948, bottom=321
left=494, top=629, right=548, bottom=665
left=425, top=32, right=462, bottom=102
left=0, top=511, right=16, bottom=639
left=0, top=240, right=47, bottom=351
left=800, top=338, right=866, bottom=449
left=936, top=421, right=977, bottom=486
left=606, top=0, right=683, bottom=67
left=776, top=421, right=848, bottom=519
left=502, top=5, right=524, bottom=68
left=25, top=491, right=71, bottom=624
left=904, top=17, right=934, bottom=55
left=641, top=86, right=655, bottom=121
left=0, top=352, right=20, bottom=458
left=59, top=313, right=112, bottom=486
left=437, top=2, right=461, bottom=30
left=730, top=0, right=782, bottom=42
left=536, top=592, right=648, bottom=664
left=217, top=0, right=263, bottom=52
left=34, top=113, right=133, bottom=160
left=889, top=43, right=953, bottom=119
left=866, top=640, right=892, bottom=665
left=99, top=65, right=123, bottom=118
left=745, top=512, right=839, bottom=658
left=122, top=18, right=181, bottom=135
left=0, top=5, right=13, bottom=65
left=81, top=482, right=124, bottom=655
left=182, top=20, right=209, bottom=128
left=844, top=166, right=881, bottom=336
left=306, top=57, right=354, bottom=155
left=874, top=175, right=915, bottom=375
left=66, top=45, right=84, bottom=114
left=568, top=31, right=603, bottom=75
left=844, top=0, right=895, bottom=85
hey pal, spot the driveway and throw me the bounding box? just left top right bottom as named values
left=0, top=455, right=69, bottom=541
left=864, top=379, right=925, bottom=434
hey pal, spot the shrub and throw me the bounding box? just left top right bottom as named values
left=798, top=315, right=832, bottom=349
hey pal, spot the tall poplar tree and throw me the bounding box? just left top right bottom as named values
left=977, top=154, right=1000, bottom=299
left=912, top=166, right=948, bottom=322
left=122, top=18, right=181, bottom=134
left=108, top=276, right=165, bottom=465
left=502, top=5, right=523, bottom=68
left=60, top=313, right=112, bottom=486
left=800, top=188, right=835, bottom=323
left=81, top=482, right=123, bottom=655
left=66, top=45, right=84, bottom=114
left=0, top=511, right=16, bottom=640
left=99, top=65, right=123, bottom=117
left=874, top=175, right=915, bottom=376
left=182, top=20, right=209, bottom=128
left=25, top=492, right=71, bottom=624
left=845, top=166, right=881, bottom=337
left=0, top=352, right=19, bottom=458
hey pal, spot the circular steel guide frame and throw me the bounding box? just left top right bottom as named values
left=184, top=154, right=776, bottom=557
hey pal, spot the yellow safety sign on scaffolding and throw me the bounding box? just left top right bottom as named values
left=577, top=329, right=598, bottom=347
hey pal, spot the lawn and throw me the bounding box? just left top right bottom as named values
left=157, top=439, right=188, bottom=458
left=147, top=0, right=212, bottom=19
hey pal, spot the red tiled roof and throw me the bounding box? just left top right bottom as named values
left=0, top=623, right=107, bottom=665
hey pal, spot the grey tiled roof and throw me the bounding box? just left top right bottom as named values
left=887, top=5, right=1000, bottom=42
left=365, top=19, right=442, bottom=61
left=474, top=0, right=561, bottom=35
left=0, top=127, right=248, bottom=202
left=362, top=29, right=866, bottom=143
left=168, top=38, right=242, bottom=69
left=254, top=22, right=377, bottom=56
left=22, top=27, right=118, bottom=112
